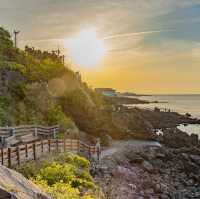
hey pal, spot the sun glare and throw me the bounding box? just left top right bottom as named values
left=64, top=29, right=107, bottom=67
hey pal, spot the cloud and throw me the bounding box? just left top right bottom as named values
left=103, top=29, right=174, bottom=40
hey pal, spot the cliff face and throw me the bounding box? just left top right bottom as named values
left=0, top=165, right=51, bottom=199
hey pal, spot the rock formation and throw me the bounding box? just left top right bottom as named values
left=0, top=165, right=51, bottom=199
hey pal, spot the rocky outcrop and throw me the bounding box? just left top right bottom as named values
left=104, top=96, right=151, bottom=105
left=93, top=141, right=200, bottom=199
left=137, top=108, right=200, bottom=129
left=111, top=108, right=154, bottom=140
left=159, top=128, right=199, bottom=148
left=0, top=165, right=51, bottom=199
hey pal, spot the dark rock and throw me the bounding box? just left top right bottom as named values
left=172, top=191, right=184, bottom=199
left=154, top=183, right=164, bottom=193
left=127, top=154, right=144, bottom=164
left=160, top=194, right=170, bottom=199
left=190, top=154, right=200, bottom=166
left=162, top=128, right=193, bottom=148
left=190, top=134, right=199, bottom=146
left=142, top=161, right=154, bottom=173
left=183, top=161, right=199, bottom=174
left=156, top=153, right=166, bottom=159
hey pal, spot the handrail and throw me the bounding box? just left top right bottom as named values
left=0, top=125, right=59, bottom=137
left=0, top=138, right=96, bottom=168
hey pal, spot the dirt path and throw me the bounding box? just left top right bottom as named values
left=101, top=140, right=161, bottom=158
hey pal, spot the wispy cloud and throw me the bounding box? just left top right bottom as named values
left=23, top=29, right=174, bottom=44
left=103, top=29, right=174, bottom=40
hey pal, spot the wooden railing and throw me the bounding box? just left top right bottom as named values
left=0, top=139, right=96, bottom=168
left=0, top=125, right=59, bottom=139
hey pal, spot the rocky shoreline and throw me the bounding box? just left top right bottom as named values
left=105, top=104, right=200, bottom=140
left=105, top=96, right=158, bottom=105
left=93, top=141, right=200, bottom=199
left=92, top=98, right=200, bottom=199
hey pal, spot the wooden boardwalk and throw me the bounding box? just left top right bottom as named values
left=0, top=138, right=96, bottom=168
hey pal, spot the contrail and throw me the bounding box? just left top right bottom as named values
left=21, top=29, right=174, bottom=44
left=103, top=29, right=174, bottom=40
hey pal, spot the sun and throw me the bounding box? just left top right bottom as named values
left=64, top=29, right=107, bottom=67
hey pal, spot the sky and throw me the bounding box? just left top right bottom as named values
left=1, top=0, right=200, bottom=94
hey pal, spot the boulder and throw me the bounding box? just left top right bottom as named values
left=190, top=134, right=199, bottom=145
left=0, top=165, right=51, bottom=199
left=142, top=161, right=154, bottom=173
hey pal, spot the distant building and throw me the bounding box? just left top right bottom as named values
left=95, top=88, right=117, bottom=97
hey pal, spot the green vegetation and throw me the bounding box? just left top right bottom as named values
left=0, top=97, right=9, bottom=125
left=0, top=26, right=117, bottom=138
left=0, top=27, right=96, bottom=131
left=18, top=153, right=103, bottom=199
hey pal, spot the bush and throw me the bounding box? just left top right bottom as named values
left=18, top=153, right=100, bottom=199
left=47, top=105, right=74, bottom=131
left=32, top=179, right=95, bottom=199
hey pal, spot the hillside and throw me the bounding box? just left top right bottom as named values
left=0, top=26, right=175, bottom=141
left=0, top=27, right=105, bottom=137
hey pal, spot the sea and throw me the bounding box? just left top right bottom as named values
left=128, top=95, right=200, bottom=137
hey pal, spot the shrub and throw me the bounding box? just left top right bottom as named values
left=46, top=105, right=74, bottom=131
left=18, top=153, right=99, bottom=199
left=32, top=178, right=95, bottom=199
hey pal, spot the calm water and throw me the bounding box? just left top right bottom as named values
left=130, top=95, right=200, bottom=137
left=135, top=95, right=200, bottom=119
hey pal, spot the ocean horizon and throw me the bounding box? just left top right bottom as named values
left=133, top=94, right=200, bottom=119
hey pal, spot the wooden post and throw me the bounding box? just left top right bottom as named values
left=71, top=138, right=73, bottom=151
left=16, top=146, right=20, bottom=166
left=12, top=128, right=16, bottom=136
left=34, top=127, right=38, bottom=137
left=33, top=142, right=36, bottom=160
left=1, top=148, right=4, bottom=165
left=77, top=139, right=80, bottom=153
left=48, top=140, right=51, bottom=153
left=8, top=148, right=11, bottom=168
left=56, top=139, right=59, bottom=152
left=53, top=128, right=56, bottom=139
left=89, top=146, right=91, bottom=158
left=2, top=137, right=5, bottom=147
left=41, top=140, right=44, bottom=153
left=25, top=144, right=28, bottom=158
left=64, top=138, right=66, bottom=152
